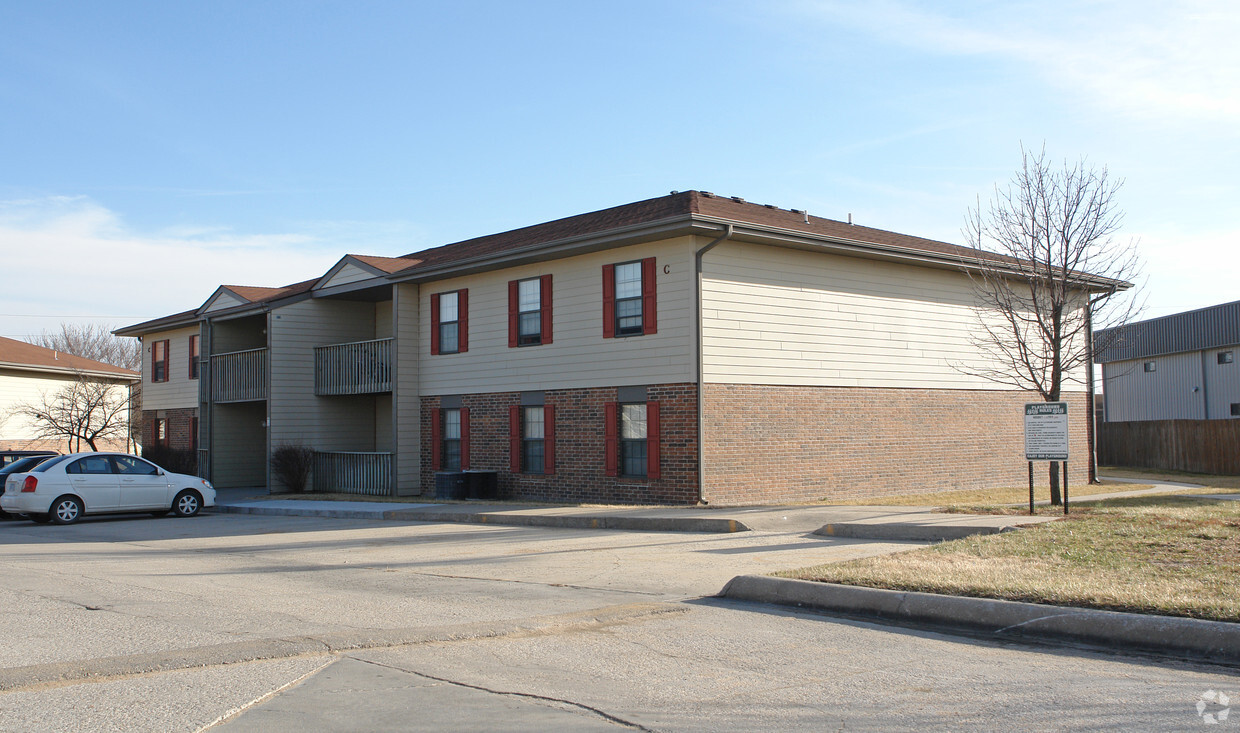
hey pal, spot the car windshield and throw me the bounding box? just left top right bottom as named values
left=32, top=454, right=74, bottom=472
left=0, top=455, right=55, bottom=474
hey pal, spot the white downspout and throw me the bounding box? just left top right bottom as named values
left=694, top=224, right=733, bottom=504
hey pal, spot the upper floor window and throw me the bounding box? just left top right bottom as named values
left=152, top=340, right=170, bottom=383
left=602, top=258, right=657, bottom=338
left=431, top=290, right=468, bottom=355
left=188, top=335, right=200, bottom=380
left=509, top=275, right=553, bottom=347
left=1143, top=361, right=1157, bottom=373
left=1219, top=351, right=1234, bottom=365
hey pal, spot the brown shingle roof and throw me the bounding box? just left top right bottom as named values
left=388, top=190, right=1001, bottom=276
left=0, top=336, right=137, bottom=378
left=348, top=254, right=424, bottom=273
left=221, top=279, right=316, bottom=304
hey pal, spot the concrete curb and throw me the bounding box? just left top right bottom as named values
left=719, top=575, right=1240, bottom=666
left=212, top=504, right=751, bottom=533
left=813, top=523, right=1019, bottom=542
left=0, top=602, right=686, bottom=692
left=382, top=509, right=751, bottom=534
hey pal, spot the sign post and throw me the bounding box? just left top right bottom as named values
left=1024, top=402, right=1069, bottom=515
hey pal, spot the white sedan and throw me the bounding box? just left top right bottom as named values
left=1, top=452, right=216, bottom=525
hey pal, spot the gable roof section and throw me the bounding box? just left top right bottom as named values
left=0, top=336, right=138, bottom=380
left=314, top=254, right=424, bottom=292
left=113, top=309, right=199, bottom=337
left=380, top=190, right=1042, bottom=281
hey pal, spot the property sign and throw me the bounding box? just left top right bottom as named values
left=1024, top=402, right=1069, bottom=461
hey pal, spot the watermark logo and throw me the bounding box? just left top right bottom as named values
left=1197, top=690, right=1231, bottom=725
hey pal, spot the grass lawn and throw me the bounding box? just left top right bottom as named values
left=780, top=494, right=1240, bottom=622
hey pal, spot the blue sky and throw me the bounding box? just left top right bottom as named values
left=1, top=0, right=1236, bottom=339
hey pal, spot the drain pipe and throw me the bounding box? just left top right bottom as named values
left=694, top=224, right=733, bottom=504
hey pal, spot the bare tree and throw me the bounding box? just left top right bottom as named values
left=29, top=323, right=141, bottom=371
left=10, top=374, right=133, bottom=452
left=961, top=146, right=1140, bottom=503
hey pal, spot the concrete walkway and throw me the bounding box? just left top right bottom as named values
left=211, top=490, right=1056, bottom=540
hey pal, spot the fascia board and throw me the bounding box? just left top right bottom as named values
left=0, top=362, right=138, bottom=381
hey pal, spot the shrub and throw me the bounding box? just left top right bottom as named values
left=270, top=445, right=315, bottom=493
left=141, top=445, right=198, bottom=475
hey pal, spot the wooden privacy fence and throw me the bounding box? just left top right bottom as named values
left=1098, top=419, right=1240, bottom=475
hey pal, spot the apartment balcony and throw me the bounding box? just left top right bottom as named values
left=315, top=338, right=393, bottom=396
left=211, top=348, right=267, bottom=403
left=313, top=451, right=392, bottom=496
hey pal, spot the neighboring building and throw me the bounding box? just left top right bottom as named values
left=1095, top=300, right=1240, bottom=422
left=0, top=336, right=138, bottom=453
left=117, top=191, right=1110, bottom=504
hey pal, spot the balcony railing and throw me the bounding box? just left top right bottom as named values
left=211, top=348, right=267, bottom=403
left=315, top=338, right=393, bottom=396
left=313, top=451, right=392, bottom=496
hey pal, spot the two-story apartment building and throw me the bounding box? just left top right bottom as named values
left=117, top=191, right=1106, bottom=504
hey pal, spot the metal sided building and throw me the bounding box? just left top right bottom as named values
left=1095, top=300, right=1240, bottom=422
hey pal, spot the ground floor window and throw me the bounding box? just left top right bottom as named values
left=619, top=403, right=647, bottom=478
left=522, top=406, right=545, bottom=474
left=443, top=408, right=462, bottom=471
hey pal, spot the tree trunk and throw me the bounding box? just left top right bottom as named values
left=1048, top=461, right=1062, bottom=505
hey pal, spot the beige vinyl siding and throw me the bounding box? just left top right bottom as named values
left=268, top=300, right=382, bottom=453
left=393, top=283, right=420, bottom=493
left=375, top=300, right=393, bottom=338
left=320, top=262, right=378, bottom=289
left=203, top=290, right=247, bottom=313
left=701, top=240, right=1087, bottom=391
left=419, top=237, right=697, bottom=395
left=140, top=326, right=200, bottom=410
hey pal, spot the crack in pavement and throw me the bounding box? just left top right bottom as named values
left=352, top=656, right=658, bottom=731
left=0, top=602, right=688, bottom=693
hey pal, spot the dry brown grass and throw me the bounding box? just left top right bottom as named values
left=781, top=495, right=1240, bottom=621
left=826, top=479, right=1156, bottom=508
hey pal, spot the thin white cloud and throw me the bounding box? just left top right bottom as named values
left=0, top=197, right=347, bottom=338
left=788, top=0, right=1240, bottom=126
left=1133, top=226, right=1240, bottom=318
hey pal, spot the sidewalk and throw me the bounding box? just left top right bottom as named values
left=211, top=489, right=1057, bottom=539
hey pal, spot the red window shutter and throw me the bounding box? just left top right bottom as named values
left=641, top=257, right=657, bottom=335
left=602, top=264, right=615, bottom=339
left=430, top=293, right=441, bottom=355
left=646, top=401, right=661, bottom=480
left=508, top=280, right=519, bottom=348
left=430, top=408, right=442, bottom=471
left=509, top=405, right=521, bottom=472
left=540, top=274, right=553, bottom=345
left=458, top=289, right=469, bottom=352
left=604, top=401, right=618, bottom=477
left=460, top=407, right=471, bottom=470
left=544, top=404, right=555, bottom=475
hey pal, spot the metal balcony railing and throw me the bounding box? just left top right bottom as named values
left=210, top=348, right=267, bottom=403
left=313, top=451, right=392, bottom=496
left=314, top=338, right=393, bottom=396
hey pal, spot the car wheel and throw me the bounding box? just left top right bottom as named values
left=49, top=496, right=83, bottom=525
left=28, top=513, right=51, bottom=523
left=172, top=490, right=202, bottom=517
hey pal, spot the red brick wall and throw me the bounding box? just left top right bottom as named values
left=702, top=384, right=1090, bottom=506
left=141, top=408, right=199, bottom=452
left=421, top=383, right=698, bottom=504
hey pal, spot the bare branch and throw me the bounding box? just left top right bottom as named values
left=28, top=323, right=141, bottom=371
